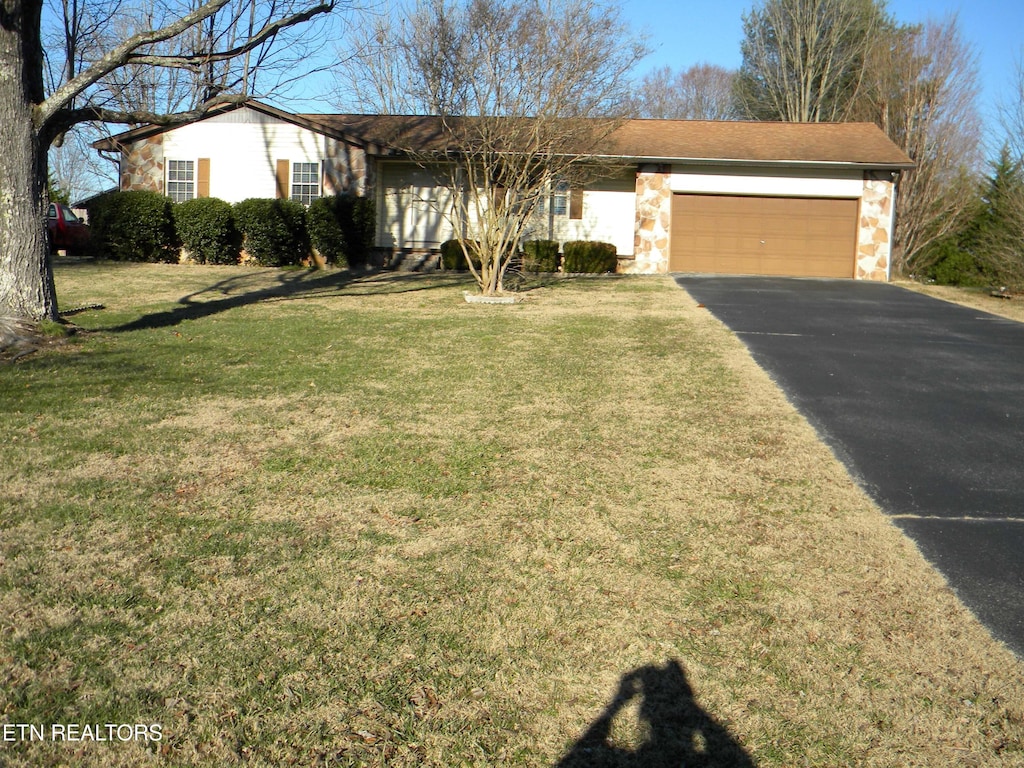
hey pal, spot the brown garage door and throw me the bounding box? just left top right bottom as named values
left=669, top=195, right=858, bottom=278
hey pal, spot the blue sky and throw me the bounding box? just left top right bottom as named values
left=620, top=0, right=1021, bottom=144
left=291, top=0, right=1019, bottom=150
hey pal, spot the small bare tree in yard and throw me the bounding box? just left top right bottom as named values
left=856, top=16, right=982, bottom=275
left=1, top=0, right=337, bottom=326
left=337, top=0, right=646, bottom=296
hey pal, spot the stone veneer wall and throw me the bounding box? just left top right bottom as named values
left=856, top=177, right=895, bottom=281
left=323, top=139, right=370, bottom=197
left=631, top=165, right=673, bottom=274
left=120, top=136, right=164, bottom=193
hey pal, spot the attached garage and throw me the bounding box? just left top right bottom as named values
left=669, top=194, right=859, bottom=278
left=616, top=120, right=914, bottom=280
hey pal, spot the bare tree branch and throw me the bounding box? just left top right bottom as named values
left=632, top=64, right=738, bottom=120
left=736, top=0, right=890, bottom=122
left=124, top=2, right=331, bottom=68
left=338, top=0, right=646, bottom=295
left=856, top=16, right=982, bottom=273
left=39, top=0, right=234, bottom=127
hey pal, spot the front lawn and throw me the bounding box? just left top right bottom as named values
left=2, top=262, right=1022, bottom=766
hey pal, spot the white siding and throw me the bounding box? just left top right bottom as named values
left=524, top=172, right=636, bottom=256
left=669, top=166, right=864, bottom=199
left=376, top=162, right=638, bottom=255
left=162, top=107, right=325, bottom=203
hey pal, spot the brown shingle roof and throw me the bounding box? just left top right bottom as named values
left=305, top=113, right=913, bottom=169
left=607, top=119, right=913, bottom=167
left=93, top=100, right=912, bottom=169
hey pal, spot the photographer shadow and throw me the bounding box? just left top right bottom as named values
left=557, top=659, right=756, bottom=768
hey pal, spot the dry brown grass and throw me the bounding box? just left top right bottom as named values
left=1, top=265, right=1023, bottom=766
left=896, top=279, right=1024, bottom=323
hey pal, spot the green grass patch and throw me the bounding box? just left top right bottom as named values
left=0, top=263, right=1022, bottom=767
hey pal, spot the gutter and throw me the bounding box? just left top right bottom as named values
left=592, top=155, right=915, bottom=172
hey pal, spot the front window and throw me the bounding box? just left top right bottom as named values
left=551, top=179, right=569, bottom=217
left=291, top=162, right=320, bottom=205
left=167, top=160, right=195, bottom=202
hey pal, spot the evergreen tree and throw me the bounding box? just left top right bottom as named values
left=969, top=146, right=1024, bottom=286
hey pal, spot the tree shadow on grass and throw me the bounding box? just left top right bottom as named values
left=557, top=659, right=756, bottom=768
left=102, top=268, right=474, bottom=333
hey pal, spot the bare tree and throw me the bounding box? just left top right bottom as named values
left=856, top=16, right=983, bottom=275
left=1, top=0, right=337, bottom=324
left=337, top=0, right=646, bottom=296
left=633, top=63, right=738, bottom=120
left=735, top=0, right=890, bottom=122
left=49, top=126, right=119, bottom=202
left=998, top=53, right=1024, bottom=163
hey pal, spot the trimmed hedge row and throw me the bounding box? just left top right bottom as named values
left=441, top=239, right=618, bottom=274
left=85, top=191, right=375, bottom=267
left=520, top=239, right=617, bottom=274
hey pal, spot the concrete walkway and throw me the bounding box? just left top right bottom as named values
left=676, top=276, right=1024, bottom=657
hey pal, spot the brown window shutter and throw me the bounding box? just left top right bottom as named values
left=197, top=158, right=210, bottom=198
left=569, top=187, right=583, bottom=220
left=276, top=159, right=290, bottom=199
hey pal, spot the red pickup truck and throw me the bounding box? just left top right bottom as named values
left=47, top=202, right=90, bottom=255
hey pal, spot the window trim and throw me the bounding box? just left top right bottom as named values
left=551, top=179, right=569, bottom=217
left=166, top=159, right=196, bottom=202
left=290, top=161, right=321, bottom=205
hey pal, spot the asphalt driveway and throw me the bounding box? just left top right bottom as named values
left=676, top=276, right=1024, bottom=657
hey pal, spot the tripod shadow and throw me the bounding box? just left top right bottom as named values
left=557, top=659, right=756, bottom=768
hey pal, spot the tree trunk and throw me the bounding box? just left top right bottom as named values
left=0, top=0, right=59, bottom=322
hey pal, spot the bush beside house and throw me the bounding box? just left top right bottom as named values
left=522, top=239, right=560, bottom=272
left=83, top=190, right=377, bottom=269
left=81, top=192, right=621, bottom=279
left=307, top=196, right=377, bottom=267
left=562, top=241, right=617, bottom=273
left=86, top=190, right=178, bottom=263
left=174, top=198, right=240, bottom=265
left=440, top=239, right=484, bottom=271
left=232, top=198, right=309, bottom=267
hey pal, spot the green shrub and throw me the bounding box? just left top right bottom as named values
left=233, top=198, right=309, bottom=267
left=85, top=190, right=177, bottom=262
left=341, top=196, right=376, bottom=268
left=562, top=240, right=617, bottom=273
left=440, top=239, right=482, bottom=271
left=306, top=195, right=376, bottom=267
left=522, top=239, right=561, bottom=272
left=926, top=242, right=987, bottom=287
left=306, top=197, right=347, bottom=266
left=173, top=197, right=240, bottom=265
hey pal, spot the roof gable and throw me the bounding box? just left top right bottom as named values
left=92, top=101, right=371, bottom=152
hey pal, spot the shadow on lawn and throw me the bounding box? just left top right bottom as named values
left=104, top=268, right=473, bottom=332
left=557, top=659, right=756, bottom=768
